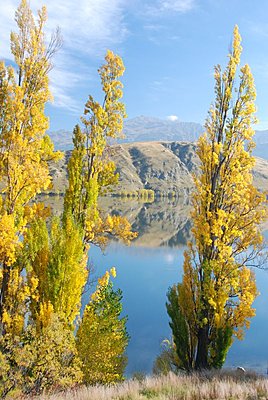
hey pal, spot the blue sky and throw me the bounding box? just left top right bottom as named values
left=1, top=0, right=268, bottom=131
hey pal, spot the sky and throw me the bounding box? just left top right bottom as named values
left=1, top=0, right=268, bottom=131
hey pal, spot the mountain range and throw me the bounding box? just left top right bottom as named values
left=48, top=115, right=268, bottom=160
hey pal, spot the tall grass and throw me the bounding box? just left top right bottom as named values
left=34, top=371, right=268, bottom=400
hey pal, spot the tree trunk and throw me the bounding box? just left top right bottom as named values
left=195, top=326, right=209, bottom=370
left=0, top=262, right=10, bottom=335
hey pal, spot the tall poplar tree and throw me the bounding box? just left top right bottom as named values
left=25, top=50, right=136, bottom=333
left=0, top=0, right=61, bottom=336
left=64, top=50, right=135, bottom=249
left=0, top=2, right=83, bottom=397
left=168, top=26, right=267, bottom=370
left=66, top=51, right=134, bottom=384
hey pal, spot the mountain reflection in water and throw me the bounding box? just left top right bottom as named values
left=99, top=197, right=193, bottom=247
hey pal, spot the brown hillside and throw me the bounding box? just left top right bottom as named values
left=49, top=141, right=268, bottom=195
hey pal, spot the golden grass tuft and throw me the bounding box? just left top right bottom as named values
left=32, top=371, right=268, bottom=400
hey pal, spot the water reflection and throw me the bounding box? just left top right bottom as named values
left=39, top=195, right=268, bottom=247
left=99, top=197, right=193, bottom=247
left=99, top=197, right=268, bottom=245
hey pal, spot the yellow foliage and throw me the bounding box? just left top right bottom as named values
left=0, top=315, right=82, bottom=397
left=0, top=214, right=20, bottom=266
left=110, top=266, right=117, bottom=278
left=174, top=26, right=267, bottom=370
left=0, top=0, right=61, bottom=334
left=38, top=301, right=54, bottom=329
left=64, top=53, right=136, bottom=248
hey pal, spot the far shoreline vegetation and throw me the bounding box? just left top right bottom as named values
left=0, top=1, right=267, bottom=400
left=40, top=188, right=177, bottom=201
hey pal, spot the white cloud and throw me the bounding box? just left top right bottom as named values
left=160, top=0, right=196, bottom=13
left=43, top=0, right=128, bottom=56
left=167, top=115, right=179, bottom=121
left=0, top=0, right=128, bottom=111
left=49, top=66, right=88, bottom=113
left=146, top=0, right=196, bottom=16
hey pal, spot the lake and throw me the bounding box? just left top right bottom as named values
left=83, top=198, right=268, bottom=376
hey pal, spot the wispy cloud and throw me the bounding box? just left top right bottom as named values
left=248, top=21, right=268, bottom=38
left=146, top=0, right=196, bottom=16
left=150, top=76, right=171, bottom=91
left=0, top=0, right=195, bottom=113
left=43, top=0, right=128, bottom=56
left=49, top=65, right=90, bottom=113
left=0, top=0, right=128, bottom=111
left=159, top=0, right=196, bottom=13
left=144, top=23, right=182, bottom=46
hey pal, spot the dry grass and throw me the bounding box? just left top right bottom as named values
left=33, top=371, right=268, bottom=400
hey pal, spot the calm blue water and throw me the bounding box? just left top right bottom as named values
left=85, top=241, right=268, bottom=375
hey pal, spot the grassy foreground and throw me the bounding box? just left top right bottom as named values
left=35, top=372, right=268, bottom=400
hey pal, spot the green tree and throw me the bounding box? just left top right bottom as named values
left=168, top=26, right=267, bottom=371
left=76, top=268, right=129, bottom=384
left=166, top=285, right=196, bottom=371
left=22, top=213, right=86, bottom=329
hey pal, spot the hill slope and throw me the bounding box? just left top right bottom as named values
left=50, top=141, right=268, bottom=196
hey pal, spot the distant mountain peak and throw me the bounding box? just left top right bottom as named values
left=48, top=116, right=268, bottom=158
left=123, top=116, right=204, bottom=143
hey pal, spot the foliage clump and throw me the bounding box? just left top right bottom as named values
left=77, top=268, right=129, bottom=385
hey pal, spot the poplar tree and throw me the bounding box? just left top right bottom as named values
left=64, top=50, right=135, bottom=249
left=26, top=50, right=136, bottom=333
left=0, top=2, right=82, bottom=397
left=67, top=51, right=134, bottom=384
left=0, top=0, right=61, bottom=336
left=168, top=26, right=267, bottom=370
